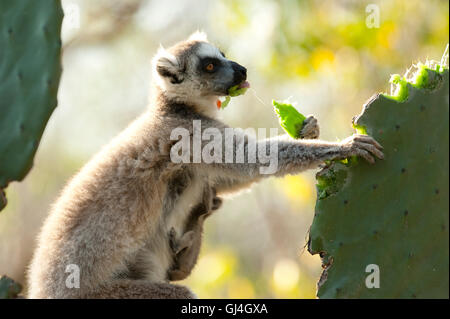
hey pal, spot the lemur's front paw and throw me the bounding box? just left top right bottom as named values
left=300, top=115, right=320, bottom=139
left=341, top=134, right=384, bottom=164
left=169, top=227, right=195, bottom=255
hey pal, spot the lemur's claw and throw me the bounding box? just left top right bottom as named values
left=300, top=115, right=320, bottom=139
left=168, top=227, right=178, bottom=251
left=342, top=134, right=384, bottom=164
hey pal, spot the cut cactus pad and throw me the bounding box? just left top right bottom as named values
left=0, top=1, right=63, bottom=211
left=220, top=81, right=249, bottom=109
left=308, top=62, right=449, bottom=298
left=272, top=100, right=306, bottom=139
left=228, top=82, right=249, bottom=97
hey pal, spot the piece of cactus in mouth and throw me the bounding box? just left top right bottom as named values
left=0, top=0, right=63, bottom=211
left=272, top=100, right=306, bottom=139
left=228, top=84, right=248, bottom=97
left=220, top=83, right=249, bottom=109
left=308, top=60, right=449, bottom=298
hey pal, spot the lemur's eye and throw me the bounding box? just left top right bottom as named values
left=205, top=63, right=214, bottom=72
left=201, top=58, right=220, bottom=73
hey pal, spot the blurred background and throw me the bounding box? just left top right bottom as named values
left=0, top=0, right=448, bottom=298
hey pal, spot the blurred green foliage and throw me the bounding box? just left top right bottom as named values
left=0, top=0, right=448, bottom=298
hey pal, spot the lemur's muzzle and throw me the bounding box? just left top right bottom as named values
left=230, top=61, right=247, bottom=86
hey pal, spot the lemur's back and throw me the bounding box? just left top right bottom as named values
left=27, top=112, right=173, bottom=298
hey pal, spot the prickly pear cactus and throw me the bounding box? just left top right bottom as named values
left=308, top=61, right=449, bottom=298
left=0, top=275, right=22, bottom=299
left=0, top=1, right=63, bottom=211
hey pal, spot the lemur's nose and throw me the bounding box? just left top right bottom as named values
left=236, top=65, right=247, bottom=78
left=231, top=62, right=247, bottom=82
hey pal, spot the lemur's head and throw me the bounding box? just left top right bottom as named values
left=152, top=31, right=248, bottom=116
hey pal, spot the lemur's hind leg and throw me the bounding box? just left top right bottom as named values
left=85, top=280, right=196, bottom=299
left=167, top=185, right=221, bottom=282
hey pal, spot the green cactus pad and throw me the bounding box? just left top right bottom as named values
left=0, top=276, right=22, bottom=299
left=308, top=64, right=449, bottom=298
left=220, top=96, right=231, bottom=109
left=0, top=1, right=63, bottom=210
left=272, top=100, right=306, bottom=139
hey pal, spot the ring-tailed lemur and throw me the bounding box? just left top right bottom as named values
left=27, top=32, right=383, bottom=298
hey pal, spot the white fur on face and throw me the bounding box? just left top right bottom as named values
left=196, top=42, right=226, bottom=61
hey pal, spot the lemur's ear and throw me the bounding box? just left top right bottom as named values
left=153, top=46, right=183, bottom=84
left=188, top=30, right=208, bottom=42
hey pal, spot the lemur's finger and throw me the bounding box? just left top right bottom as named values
left=357, top=142, right=384, bottom=160
left=304, top=116, right=317, bottom=124
left=168, top=227, right=178, bottom=251
left=304, top=121, right=317, bottom=129
left=175, top=231, right=195, bottom=254
left=354, top=135, right=383, bottom=150
left=301, top=119, right=319, bottom=139
left=355, top=148, right=375, bottom=164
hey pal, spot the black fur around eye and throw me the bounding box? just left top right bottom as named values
left=200, top=57, right=221, bottom=73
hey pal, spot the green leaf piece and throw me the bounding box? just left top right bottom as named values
left=228, top=84, right=248, bottom=97
left=221, top=96, right=231, bottom=109
left=272, top=100, right=306, bottom=139
left=220, top=84, right=248, bottom=109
